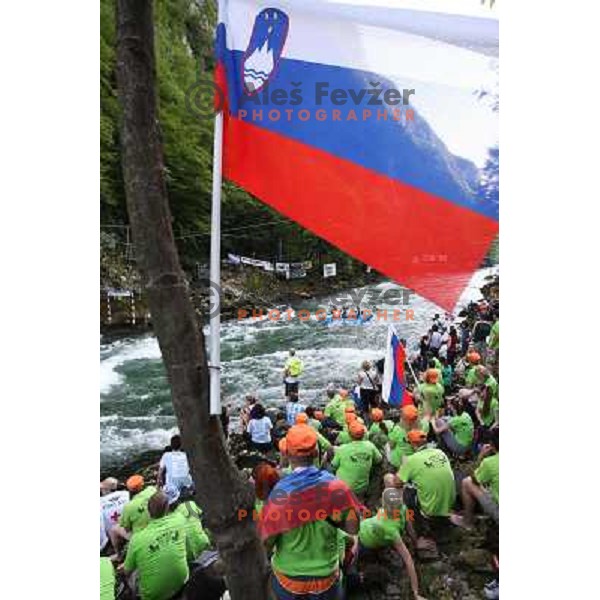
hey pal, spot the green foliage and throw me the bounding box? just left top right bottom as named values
left=100, top=0, right=362, bottom=274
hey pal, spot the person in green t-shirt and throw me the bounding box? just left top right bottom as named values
left=398, top=430, right=456, bottom=522
left=164, top=485, right=211, bottom=562
left=470, top=366, right=498, bottom=402
left=451, top=429, right=499, bottom=529
left=417, top=369, right=445, bottom=416
left=305, top=406, right=323, bottom=431
left=463, top=351, right=482, bottom=388
left=100, top=557, right=116, bottom=600
left=431, top=397, right=474, bottom=457
left=440, top=357, right=453, bottom=390
left=487, top=317, right=499, bottom=377
left=112, top=475, right=157, bottom=553
left=296, top=413, right=333, bottom=466
left=334, top=408, right=364, bottom=446
left=323, top=387, right=345, bottom=426
left=427, top=358, right=444, bottom=391
left=387, top=404, right=421, bottom=470
left=476, top=393, right=499, bottom=430
left=358, top=488, right=426, bottom=600
left=123, top=491, right=189, bottom=600
left=331, top=421, right=382, bottom=498
left=266, top=424, right=360, bottom=598
left=367, top=408, right=393, bottom=452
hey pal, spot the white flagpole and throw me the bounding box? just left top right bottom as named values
left=209, top=0, right=225, bottom=416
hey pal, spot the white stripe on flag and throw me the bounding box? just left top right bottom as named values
left=381, top=324, right=395, bottom=404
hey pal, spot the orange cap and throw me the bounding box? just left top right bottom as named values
left=371, top=408, right=384, bottom=422
left=126, top=475, right=144, bottom=493
left=407, top=430, right=427, bottom=444
left=314, top=410, right=324, bottom=421
left=467, top=351, right=481, bottom=364
left=349, top=421, right=366, bottom=439
left=286, top=424, right=318, bottom=456
left=344, top=405, right=356, bottom=413
left=295, top=412, right=309, bottom=424
left=345, top=412, right=358, bottom=425
left=402, top=405, right=419, bottom=422
left=425, top=369, right=439, bottom=384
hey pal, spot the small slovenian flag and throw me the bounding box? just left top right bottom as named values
left=382, top=325, right=407, bottom=407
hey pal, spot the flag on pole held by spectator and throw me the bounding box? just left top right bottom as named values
left=215, top=0, right=499, bottom=310
left=382, top=325, right=407, bottom=407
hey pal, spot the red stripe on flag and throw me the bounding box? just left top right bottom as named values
left=223, top=116, right=498, bottom=310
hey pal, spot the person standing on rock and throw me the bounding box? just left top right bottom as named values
left=427, top=324, right=443, bottom=357
left=283, top=348, right=304, bottom=398
left=285, top=391, right=307, bottom=426
left=240, top=394, right=259, bottom=432
left=357, top=360, right=381, bottom=410
left=247, top=403, right=274, bottom=453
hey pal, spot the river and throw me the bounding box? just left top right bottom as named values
left=100, top=267, right=497, bottom=471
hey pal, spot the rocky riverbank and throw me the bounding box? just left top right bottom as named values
left=101, top=262, right=383, bottom=332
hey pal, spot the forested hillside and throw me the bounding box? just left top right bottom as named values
left=100, top=0, right=349, bottom=277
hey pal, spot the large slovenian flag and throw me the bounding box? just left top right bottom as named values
left=382, top=325, right=408, bottom=406
left=215, top=0, right=499, bottom=310
left=257, top=465, right=363, bottom=540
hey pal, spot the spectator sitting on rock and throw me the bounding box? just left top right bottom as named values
left=158, top=434, right=193, bottom=492
left=121, top=490, right=190, bottom=600
left=165, top=485, right=211, bottom=563
left=331, top=421, right=382, bottom=501
left=431, top=396, right=474, bottom=458
left=358, top=488, right=427, bottom=600
left=111, top=475, right=157, bottom=554
left=387, top=430, right=456, bottom=551
left=451, top=428, right=499, bottom=530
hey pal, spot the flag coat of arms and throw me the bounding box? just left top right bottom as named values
left=215, top=0, right=499, bottom=310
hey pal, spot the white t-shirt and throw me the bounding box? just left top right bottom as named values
left=100, top=509, right=108, bottom=551
left=359, top=369, right=380, bottom=390
left=160, top=450, right=192, bottom=489
left=429, top=331, right=443, bottom=350
left=247, top=416, right=273, bottom=443
left=100, top=490, right=130, bottom=546
left=286, top=402, right=307, bottom=426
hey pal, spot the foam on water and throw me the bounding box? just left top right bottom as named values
left=100, top=269, right=497, bottom=468
left=100, top=336, right=162, bottom=394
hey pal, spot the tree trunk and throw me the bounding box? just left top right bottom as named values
left=115, top=1, right=269, bottom=598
